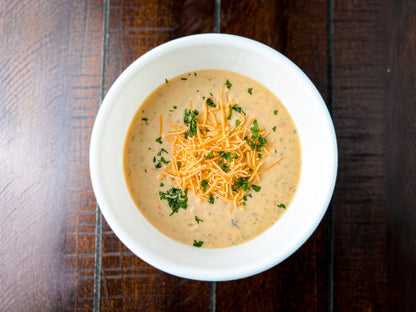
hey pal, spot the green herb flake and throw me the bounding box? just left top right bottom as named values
left=232, top=177, right=250, bottom=192
left=252, top=185, right=261, bottom=192
left=219, top=151, right=232, bottom=162
left=225, top=79, right=232, bottom=89
left=165, top=78, right=169, bottom=84
left=245, top=119, right=267, bottom=151
left=208, top=193, right=215, bottom=204
left=243, top=194, right=252, bottom=201
left=206, top=98, right=216, bottom=108
left=277, top=203, right=287, bottom=209
left=201, top=179, right=209, bottom=193
left=232, top=152, right=238, bottom=159
left=155, top=137, right=163, bottom=144
left=194, top=72, right=197, bottom=76
left=195, top=216, right=203, bottom=224
left=248, top=88, right=253, bottom=95
left=258, top=153, right=262, bottom=159
left=236, top=120, right=241, bottom=127
left=173, top=105, right=177, bottom=109
left=274, top=109, right=278, bottom=115
left=181, top=77, right=188, bottom=81
left=204, top=151, right=214, bottom=160
left=193, top=240, right=204, bottom=247
left=241, top=202, right=246, bottom=206
left=183, top=109, right=199, bottom=138
left=177, top=161, right=182, bottom=170
left=159, top=188, right=188, bottom=216
left=218, top=161, right=230, bottom=172
left=160, top=182, right=164, bottom=187
left=228, top=104, right=246, bottom=120
left=209, top=92, right=213, bottom=96
left=272, top=126, right=277, bottom=132
left=142, top=118, right=148, bottom=122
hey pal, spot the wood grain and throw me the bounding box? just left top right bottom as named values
left=217, top=1, right=330, bottom=311
left=333, top=0, right=416, bottom=311
left=98, top=1, right=215, bottom=311
left=0, top=0, right=103, bottom=310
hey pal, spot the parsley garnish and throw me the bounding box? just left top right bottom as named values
left=274, top=109, right=278, bottom=115
left=236, top=120, right=241, bottom=127
left=195, top=216, right=203, bottom=224
left=225, top=79, right=232, bottom=89
left=218, top=161, right=230, bottom=172
left=232, top=177, right=250, bottom=192
left=193, top=240, right=204, bottom=247
left=232, top=152, right=238, bottom=159
left=177, top=161, right=182, bottom=170
left=248, top=88, right=253, bottom=95
left=252, top=185, right=261, bottom=192
left=227, top=104, right=246, bottom=120
left=160, top=183, right=164, bottom=187
left=155, top=137, right=163, bottom=144
left=206, top=98, right=216, bottom=108
left=219, top=151, right=232, bottom=162
left=157, top=148, right=168, bottom=156
left=201, top=179, right=209, bottom=193
left=159, top=188, right=188, bottom=216
left=272, top=126, right=277, bottom=132
left=243, top=194, right=252, bottom=201
left=181, top=77, right=188, bottom=80
left=194, top=72, right=197, bottom=76
left=277, top=203, right=286, bottom=209
left=183, top=109, right=199, bottom=138
left=245, top=119, right=267, bottom=151
left=208, top=193, right=215, bottom=204
left=142, top=118, right=148, bottom=122
left=204, top=151, right=214, bottom=159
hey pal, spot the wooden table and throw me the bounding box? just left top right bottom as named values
left=1, top=0, right=415, bottom=311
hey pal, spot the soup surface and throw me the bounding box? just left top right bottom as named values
left=124, top=70, right=301, bottom=248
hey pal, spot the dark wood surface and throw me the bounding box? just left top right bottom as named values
left=1, top=0, right=415, bottom=311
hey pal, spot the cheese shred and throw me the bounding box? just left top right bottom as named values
left=158, top=88, right=283, bottom=210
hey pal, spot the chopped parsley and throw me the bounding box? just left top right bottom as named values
left=272, top=126, right=277, bottom=132
left=245, top=119, right=267, bottom=151
left=194, top=72, right=197, bottom=76
left=160, top=182, right=164, bottom=187
left=181, top=77, right=188, bottom=80
left=201, top=179, right=209, bottom=193
left=227, top=104, right=246, bottom=120
left=232, top=152, right=238, bottom=159
left=165, top=78, right=169, bottom=84
left=206, top=98, right=216, bottom=107
left=235, top=120, right=241, bottom=127
left=248, top=88, right=253, bottom=95
left=142, top=118, right=148, bottom=122
left=219, top=151, right=232, bottom=162
left=204, top=151, right=214, bottom=159
left=277, top=203, right=287, bottom=209
left=193, top=240, right=204, bottom=247
left=173, top=105, right=177, bottom=109
left=218, top=161, right=230, bottom=172
left=225, top=79, right=232, bottom=89
left=208, top=193, right=215, bottom=204
left=155, top=137, right=163, bottom=144
left=232, top=177, right=250, bottom=192
left=252, top=185, right=261, bottom=192
left=195, top=216, right=203, bottom=224
left=209, top=92, right=213, bottom=96
left=159, top=188, right=188, bottom=216
left=177, top=161, right=182, bottom=170
left=274, top=109, right=278, bottom=115
left=243, top=194, right=252, bottom=201
left=157, top=148, right=168, bottom=156
left=183, top=109, right=199, bottom=138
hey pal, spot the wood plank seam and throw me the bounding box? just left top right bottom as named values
left=93, top=0, right=111, bottom=311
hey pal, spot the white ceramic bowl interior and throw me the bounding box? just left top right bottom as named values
left=90, top=34, right=337, bottom=281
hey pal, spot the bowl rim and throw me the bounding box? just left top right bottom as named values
left=90, top=33, right=338, bottom=281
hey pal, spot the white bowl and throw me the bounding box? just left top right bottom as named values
left=90, top=34, right=337, bottom=281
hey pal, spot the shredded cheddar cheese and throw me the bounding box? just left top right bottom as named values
left=158, top=87, right=283, bottom=210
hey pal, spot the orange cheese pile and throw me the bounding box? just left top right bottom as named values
left=158, top=88, right=282, bottom=209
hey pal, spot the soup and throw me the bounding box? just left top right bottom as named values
left=124, top=70, right=301, bottom=248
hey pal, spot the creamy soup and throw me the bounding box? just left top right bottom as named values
left=124, top=70, right=301, bottom=248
